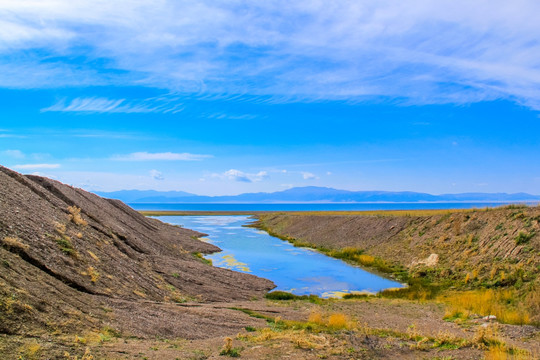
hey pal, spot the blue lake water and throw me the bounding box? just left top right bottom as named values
left=133, top=202, right=536, bottom=212
left=156, top=215, right=404, bottom=298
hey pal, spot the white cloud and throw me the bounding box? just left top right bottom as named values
left=1, top=1, right=540, bottom=108
left=216, top=169, right=269, bottom=183
left=149, top=169, right=164, bottom=180
left=42, top=97, right=184, bottom=114
left=0, top=133, right=25, bottom=138
left=1, top=149, right=25, bottom=159
left=301, top=171, right=318, bottom=180
left=112, top=152, right=212, bottom=161
left=13, top=163, right=60, bottom=170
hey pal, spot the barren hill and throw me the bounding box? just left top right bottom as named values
left=0, top=165, right=274, bottom=340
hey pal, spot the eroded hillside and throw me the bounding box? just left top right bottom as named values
left=0, top=165, right=274, bottom=340
left=255, top=207, right=540, bottom=322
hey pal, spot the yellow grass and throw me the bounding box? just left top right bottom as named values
left=1, top=236, right=29, bottom=251
left=68, top=206, right=88, bottom=226
left=308, top=310, right=324, bottom=325
left=355, top=254, right=375, bottom=266
left=484, top=344, right=536, bottom=360
left=327, top=313, right=348, bottom=329
left=307, top=311, right=350, bottom=329
left=87, top=251, right=99, bottom=262
left=440, top=290, right=530, bottom=325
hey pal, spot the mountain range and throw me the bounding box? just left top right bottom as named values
left=95, top=186, right=540, bottom=204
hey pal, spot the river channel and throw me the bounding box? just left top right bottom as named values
left=156, top=215, right=404, bottom=298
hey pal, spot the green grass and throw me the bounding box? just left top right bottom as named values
left=265, top=291, right=322, bottom=303
left=192, top=252, right=213, bottom=265
left=55, top=237, right=75, bottom=256
left=515, top=231, right=535, bottom=245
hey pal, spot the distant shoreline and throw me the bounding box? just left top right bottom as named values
left=134, top=201, right=538, bottom=214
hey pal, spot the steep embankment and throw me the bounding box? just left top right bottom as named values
left=255, top=207, right=540, bottom=322
left=0, top=166, right=274, bottom=340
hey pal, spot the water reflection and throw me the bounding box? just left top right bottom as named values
left=157, top=215, right=404, bottom=298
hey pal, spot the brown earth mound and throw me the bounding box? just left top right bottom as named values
left=0, top=165, right=274, bottom=339
left=255, top=207, right=540, bottom=322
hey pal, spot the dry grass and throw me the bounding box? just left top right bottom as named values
left=307, top=310, right=350, bottom=330
left=64, top=347, right=94, bottom=360
left=327, top=313, right=348, bottom=329
left=356, top=254, right=375, bottom=266
left=308, top=310, right=324, bottom=325
left=87, top=251, right=99, bottom=262
left=238, top=327, right=329, bottom=350
left=68, top=206, right=88, bottom=226
left=440, top=290, right=531, bottom=325
left=1, top=236, right=29, bottom=251
left=484, top=345, right=537, bottom=360
left=87, top=267, right=99, bottom=283
left=55, top=222, right=66, bottom=234
left=289, top=208, right=478, bottom=217
left=133, top=290, right=147, bottom=298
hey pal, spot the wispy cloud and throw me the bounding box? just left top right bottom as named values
left=112, top=152, right=212, bottom=161
left=2, top=1, right=540, bottom=108
left=301, top=171, right=318, bottom=180
left=42, top=97, right=184, bottom=114
left=214, top=169, right=269, bottom=183
left=13, top=163, right=60, bottom=170
left=149, top=169, right=164, bottom=180
left=1, top=149, right=25, bottom=159
left=0, top=133, right=26, bottom=138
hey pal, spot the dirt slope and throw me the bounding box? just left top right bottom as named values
left=0, top=165, right=274, bottom=339
left=255, top=207, right=540, bottom=321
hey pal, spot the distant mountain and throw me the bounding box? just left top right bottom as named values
left=96, top=186, right=540, bottom=204
left=95, top=190, right=196, bottom=203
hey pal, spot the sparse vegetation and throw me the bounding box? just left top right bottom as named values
left=68, top=206, right=88, bottom=226
left=219, top=337, right=241, bottom=357
left=515, top=231, right=535, bottom=245
left=83, top=266, right=100, bottom=283
left=264, top=291, right=321, bottom=302
left=1, top=236, right=29, bottom=251
left=440, top=290, right=531, bottom=325
left=193, top=252, right=213, bottom=265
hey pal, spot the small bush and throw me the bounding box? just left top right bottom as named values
left=55, top=236, right=75, bottom=256
left=265, top=291, right=297, bottom=300
left=264, top=291, right=321, bottom=303
left=219, top=337, right=241, bottom=357
left=515, top=231, right=535, bottom=245
left=193, top=252, right=212, bottom=265
left=327, top=313, right=348, bottom=329
left=308, top=311, right=324, bottom=325
left=342, top=293, right=370, bottom=299
left=68, top=206, right=88, bottom=226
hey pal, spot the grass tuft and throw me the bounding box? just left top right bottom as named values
left=68, top=206, right=88, bottom=226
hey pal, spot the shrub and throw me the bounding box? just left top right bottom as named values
left=515, top=231, right=535, bottom=245
left=219, top=337, right=241, bottom=357
left=265, top=291, right=297, bottom=300
left=327, top=313, right=348, bottom=329
left=68, top=206, right=88, bottom=226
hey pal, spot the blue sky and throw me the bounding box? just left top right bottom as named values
left=1, top=1, right=540, bottom=195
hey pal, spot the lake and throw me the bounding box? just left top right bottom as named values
left=155, top=215, right=404, bottom=298
left=132, top=202, right=535, bottom=212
